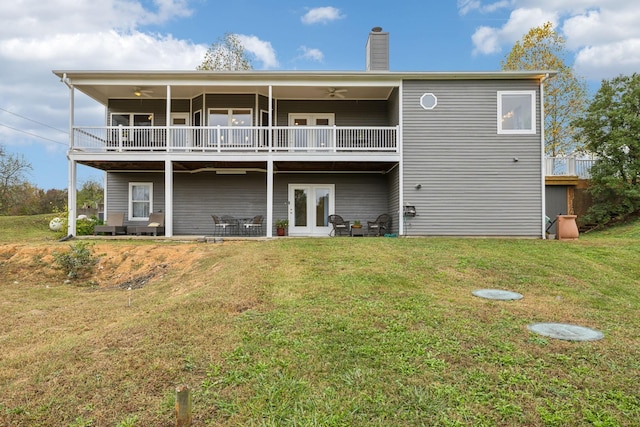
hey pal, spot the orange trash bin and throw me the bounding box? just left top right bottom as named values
left=556, top=215, right=579, bottom=240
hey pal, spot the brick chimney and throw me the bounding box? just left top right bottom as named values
left=366, top=27, right=389, bottom=71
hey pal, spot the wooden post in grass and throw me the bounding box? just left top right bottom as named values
left=175, top=385, right=192, bottom=426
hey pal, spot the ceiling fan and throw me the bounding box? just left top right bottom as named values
left=133, top=87, right=153, bottom=98
left=326, top=87, right=347, bottom=98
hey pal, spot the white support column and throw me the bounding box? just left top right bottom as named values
left=69, top=79, right=75, bottom=149
left=268, top=85, right=273, bottom=150
left=165, top=159, right=174, bottom=237
left=266, top=159, right=274, bottom=237
left=102, top=171, right=108, bottom=221
left=67, top=82, right=77, bottom=236
left=68, top=159, right=77, bottom=236
left=166, top=85, right=172, bottom=150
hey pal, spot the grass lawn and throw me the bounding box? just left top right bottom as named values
left=1, top=216, right=639, bottom=426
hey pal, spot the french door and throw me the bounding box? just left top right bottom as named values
left=288, top=184, right=335, bottom=236
left=288, top=114, right=334, bottom=149
left=170, top=112, right=190, bottom=148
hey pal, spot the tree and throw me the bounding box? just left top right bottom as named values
left=502, top=22, right=588, bottom=156
left=0, top=144, right=32, bottom=215
left=197, top=33, right=253, bottom=71
left=77, top=178, right=104, bottom=209
left=572, top=73, right=640, bottom=225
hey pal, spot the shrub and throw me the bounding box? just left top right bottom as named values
left=52, top=241, right=101, bottom=279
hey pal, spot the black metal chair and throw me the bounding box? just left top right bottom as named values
left=212, top=215, right=234, bottom=236
left=367, top=213, right=391, bottom=236
left=243, top=215, right=263, bottom=236
left=328, top=214, right=350, bottom=236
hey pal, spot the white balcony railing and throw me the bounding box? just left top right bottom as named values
left=72, top=125, right=399, bottom=153
left=545, top=156, right=596, bottom=178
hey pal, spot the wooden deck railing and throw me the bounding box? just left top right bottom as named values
left=545, top=157, right=596, bottom=179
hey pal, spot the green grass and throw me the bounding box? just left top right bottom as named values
left=0, top=213, right=61, bottom=242
left=1, top=216, right=639, bottom=426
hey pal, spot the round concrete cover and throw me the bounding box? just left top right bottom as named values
left=527, top=323, right=604, bottom=341
left=472, top=289, right=523, bottom=300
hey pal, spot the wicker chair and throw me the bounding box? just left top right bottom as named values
left=130, top=212, right=165, bottom=236
left=328, top=214, right=350, bottom=236
left=367, top=213, right=391, bottom=236
left=94, top=212, right=126, bottom=236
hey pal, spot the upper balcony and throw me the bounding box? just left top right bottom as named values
left=545, top=156, right=595, bottom=179
left=71, top=125, right=399, bottom=154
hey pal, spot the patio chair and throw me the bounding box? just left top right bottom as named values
left=328, top=214, right=350, bottom=236
left=94, top=212, right=126, bottom=236
left=131, top=212, right=165, bottom=236
left=212, top=215, right=234, bottom=236
left=243, top=215, right=263, bottom=236
left=367, top=213, right=391, bottom=236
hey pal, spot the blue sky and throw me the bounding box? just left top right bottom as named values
left=1, top=0, right=639, bottom=190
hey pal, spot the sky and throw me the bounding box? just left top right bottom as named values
left=1, top=0, right=639, bottom=190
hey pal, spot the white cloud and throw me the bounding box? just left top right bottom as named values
left=0, top=31, right=205, bottom=69
left=0, top=0, right=192, bottom=38
left=236, top=34, right=279, bottom=69
left=458, top=0, right=510, bottom=15
left=574, top=39, right=640, bottom=79
left=462, top=1, right=640, bottom=80
left=0, top=0, right=202, bottom=188
left=301, top=7, right=345, bottom=25
left=562, top=7, right=640, bottom=49
left=458, top=0, right=482, bottom=15
left=471, top=8, right=557, bottom=55
left=298, top=46, right=324, bottom=62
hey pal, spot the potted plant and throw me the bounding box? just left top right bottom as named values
left=352, top=220, right=362, bottom=228
left=275, top=219, right=288, bottom=236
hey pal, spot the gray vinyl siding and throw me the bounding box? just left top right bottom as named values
left=276, top=100, right=390, bottom=126
left=386, top=165, right=400, bottom=234
left=387, top=88, right=400, bottom=126
left=106, top=171, right=391, bottom=235
left=402, top=79, right=542, bottom=236
left=173, top=172, right=268, bottom=235
left=192, top=95, right=204, bottom=124
left=259, top=95, right=270, bottom=120
left=272, top=173, right=390, bottom=233
left=106, top=172, right=165, bottom=226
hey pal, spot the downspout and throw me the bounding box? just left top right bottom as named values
left=540, top=73, right=549, bottom=239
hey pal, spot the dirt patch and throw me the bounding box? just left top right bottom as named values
left=0, top=242, right=203, bottom=289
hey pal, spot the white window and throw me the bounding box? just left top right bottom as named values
left=497, top=91, right=536, bottom=134
left=420, top=93, right=437, bottom=110
left=129, top=182, right=153, bottom=220
left=111, top=113, right=153, bottom=127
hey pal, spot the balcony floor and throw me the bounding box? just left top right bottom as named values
left=75, top=159, right=398, bottom=173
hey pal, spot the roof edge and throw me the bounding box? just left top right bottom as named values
left=53, top=69, right=557, bottom=82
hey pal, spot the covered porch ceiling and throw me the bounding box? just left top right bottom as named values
left=70, top=83, right=396, bottom=103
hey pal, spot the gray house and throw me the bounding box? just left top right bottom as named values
left=55, top=28, right=554, bottom=238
